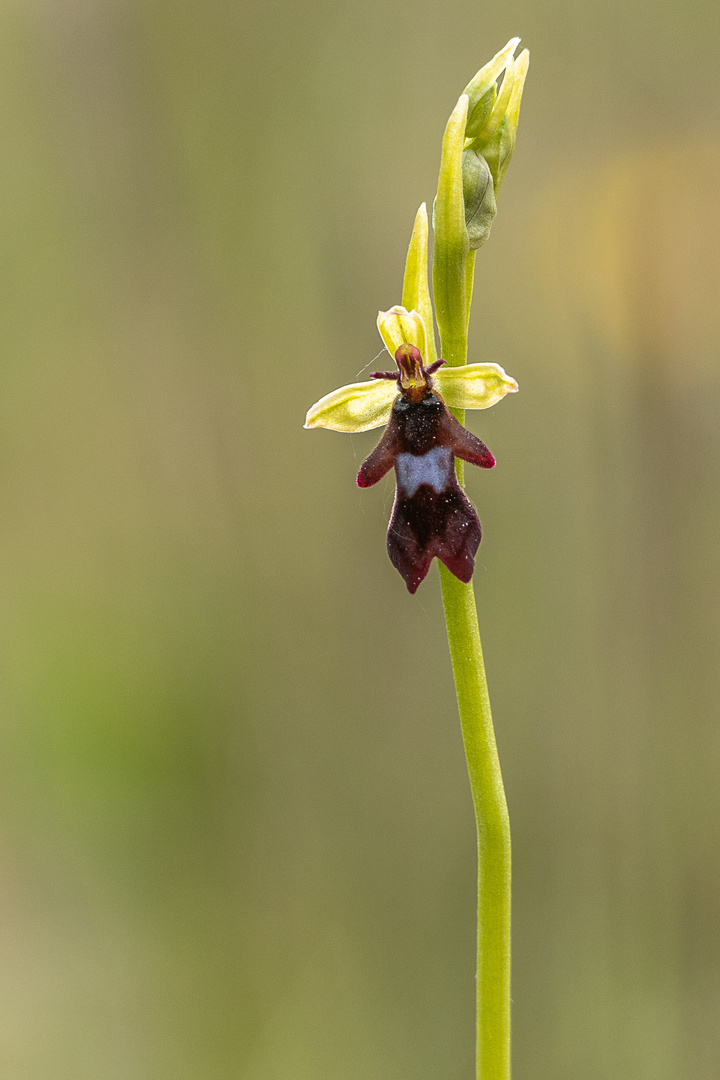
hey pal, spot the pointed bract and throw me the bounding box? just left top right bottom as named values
left=434, top=94, right=471, bottom=345
left=401, top=205, right=437, bottom=363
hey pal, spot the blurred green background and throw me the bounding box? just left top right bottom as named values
left=0, top=0, right=718, bottom=1077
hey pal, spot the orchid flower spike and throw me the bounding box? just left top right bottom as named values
left=305, top=317, right=517, bottom=592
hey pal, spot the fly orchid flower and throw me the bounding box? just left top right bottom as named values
left=305, top=307, right=517, bottom=593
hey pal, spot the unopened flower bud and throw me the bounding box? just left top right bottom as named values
left=462, top=37, right=519, bottom=141
left=462, top=148, right=497, bottom=250
left=469, top=47, right=529, bottom=192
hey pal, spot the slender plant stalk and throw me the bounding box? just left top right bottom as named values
left=398, top=43, right=527, bottom=1071
left=307, top=39, right=527, bottom=1077
left=439, top=566, right=511, bottom=1080
left=434, top=94, right=512, bottom=1080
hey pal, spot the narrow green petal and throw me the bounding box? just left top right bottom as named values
left=401, top=204, right=437, bottom=362
left=434, top=362, right=518, bottom=409
left=377, top=305, right=427, bottom=359
left=304, top=378, right=398, bottom=433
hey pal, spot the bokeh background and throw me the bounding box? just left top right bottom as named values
left=0, top=0, right=718, bottom=1077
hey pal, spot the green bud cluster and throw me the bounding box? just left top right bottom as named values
left=459, top=39, right=529, bottom=249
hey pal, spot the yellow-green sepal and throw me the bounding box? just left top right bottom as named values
left=376, top=306, right=427, bottom=359
left=304, top=378, right=398, bottom=433
left=434, top=362, right=518, bottom=409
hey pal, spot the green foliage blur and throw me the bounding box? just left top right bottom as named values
left=0, top=1, right=718, bottom=1077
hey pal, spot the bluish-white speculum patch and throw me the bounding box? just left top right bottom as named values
left=395, top=446, right=454, bottom=497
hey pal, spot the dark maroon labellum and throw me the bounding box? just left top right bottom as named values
left=357, top=345, right=495, bottom=593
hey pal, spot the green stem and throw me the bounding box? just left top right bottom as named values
left=431, top=87, right=512, bottom=1077
left=439, top=564, right=511, bottom=1080
left=436, top=245, right=511, bottom=1079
